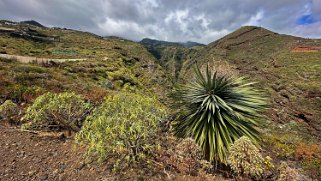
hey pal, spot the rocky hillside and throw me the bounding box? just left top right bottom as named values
left=142, top=25, right=321, bottom=138
left=158, top=27, right=321, bottom=179
left=195, top=26, right=321, bottom=137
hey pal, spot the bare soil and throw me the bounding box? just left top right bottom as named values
left=291, top=46, right=321, bottom=52
left=0, top=123, right=109, bottom=181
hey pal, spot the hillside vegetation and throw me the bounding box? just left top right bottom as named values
left=0, top=20, right=170, bottom=105
left=195, top=26, right=321, bottom=135
left=1, top=20, right=321, bottom=180
left=141, top=26, right=321, bottom=180
left=143, top=26, right=321, bottom=137
left=140, top=38, right=203, bottom=81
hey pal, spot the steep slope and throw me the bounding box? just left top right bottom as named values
left=140, top=38, right=204, bottom=81
left=185, top=26, right=321, bottom=136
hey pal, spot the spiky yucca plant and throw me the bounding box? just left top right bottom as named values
left=171, top=65, right=266, bottom=163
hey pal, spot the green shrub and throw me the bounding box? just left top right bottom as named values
left=4, top=85, right=43, bottom=103
left=22, top=92, right=91, bottom=131
left=13, top=64, right=47, bottom=73
left=0, top=100, right=18, bottom=122
left=301, top=159, right=321, bottom=179
left=75, top=93, right=167, bottom=171
left=227, top=136, right=266, bottom=178
left=170, top=65, right=266, bottom=163
left=14, top=72, right=50, bottom=82
left=107, top=67, right=142, bottom=90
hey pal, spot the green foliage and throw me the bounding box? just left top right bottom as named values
left=0, top=100, right=18, bottom=122
left=170, top=65, right=266, bottom=163
left=106, top=67, right=142, bottom=90
left=22, top=92, right=91, bottom=131
left=75, top=93, right=167, bottom=171
left=301, top=159, right=321, bottom=179
left=227, top=136, right=265, bottom=178
left=263, top=128, right=299, bottom=159
left=13, top=64, right=47, bottom=73
left=2, top=84, right=44, bottom=103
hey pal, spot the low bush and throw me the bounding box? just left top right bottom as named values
left=227, top=136, right=273, bottom=179
left=83, top=87, right=109, bottom=104
left=169, top=138, right=210, bottom=176
left=295, top=142, right=321, bottom=179
left=22, top=92, right=91, bottom=131
left=13, top=64, right=47, bottom=73
left=264, top=133, right=296, bottom=158
left=302, top=159, right=321, bottom=179
left=295, top=142, right=321, bottom=161
left=3, top=85, right=43, bottom=103
left=14, top=72, right=50, bottom=82
left=277, top=162, right=300, bottom=181
left=75, top=93, right=167, bottom=171
left=0, top=100, right=19, bottom=123
left=107, top=68, right=142, bottom=90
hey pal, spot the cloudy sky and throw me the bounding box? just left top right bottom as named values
left=0, top=0, right=320, bottom=44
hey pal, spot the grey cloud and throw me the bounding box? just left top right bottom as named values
left=312, top=0, right=321, bottom=14
left=0, top=0, right=320, bottom=43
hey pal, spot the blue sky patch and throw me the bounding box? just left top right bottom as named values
left=297, top=14, right=316, bottom=25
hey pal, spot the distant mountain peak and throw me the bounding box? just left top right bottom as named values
left=20, top=20, right=45, bottom=28
left=209, top=25, right=279, bottom=48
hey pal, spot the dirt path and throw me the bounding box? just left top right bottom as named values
left=291, top=46, right=321, bottom=52
left=0, top=123, right=109, bottom=181
left=0, top=54, right=86, bottom=64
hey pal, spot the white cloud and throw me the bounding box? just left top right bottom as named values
left=165, top=9, right=189, bottom=34
left=312, top=0, right=321, bottom=15
left=294, top=22, right=321, bottom=39
left=0, top=0, right=320, bottom=43
left=244, top=10, right=264, bottom=26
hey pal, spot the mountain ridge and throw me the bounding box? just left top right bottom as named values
left=140, top=38, right=205, bottom=48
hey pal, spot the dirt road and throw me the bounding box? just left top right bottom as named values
left=0, top=54, right=86, bottom=64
